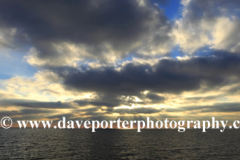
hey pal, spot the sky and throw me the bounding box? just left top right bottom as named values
left=1, top=0, right=240, bottom=123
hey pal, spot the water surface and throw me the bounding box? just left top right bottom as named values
left=0, top=129, right=239, bottom=159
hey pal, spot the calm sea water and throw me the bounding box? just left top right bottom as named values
left=0, top=129, right=239, bottom=159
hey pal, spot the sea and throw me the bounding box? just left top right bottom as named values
left=0, top=129, right=239, bottom=159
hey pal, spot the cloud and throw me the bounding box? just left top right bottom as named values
left=2, top=51, right=240, bottom=120
left=113, top=107, right=162, bottom=114
left=0, top=110, right=20, bottom=117
left=53, top=52, right=240, bottom=97
left=166, top=102, right=240, bottom=113
left=182, top=0, right=240, bottom=21
left=57, top=60, right=200, bottom=95
left=74, top=92, right=165, bottom=108
left=211, top=17, right=240, bottom=53
left=0, top=0, right=172, bottom=66
left=47, top=113, right=74, bottom=120
left=0, top=99, right=73, bottom=109
left=0, top=27, right=17, bottom=51
left=0, top=109, right=54, bottom=117
left=146, top=93, right=165, bottom=102
left=173, top=0, right=240, bottom=54
left=0, top=70, right=95, bottom=102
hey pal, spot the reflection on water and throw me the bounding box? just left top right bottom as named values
left=0, top=129, right=239, bottom=159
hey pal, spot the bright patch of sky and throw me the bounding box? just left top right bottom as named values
left=0, top=49, right=37, bottom=79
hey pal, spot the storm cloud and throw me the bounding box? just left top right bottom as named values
left=0, top=0, right=171, bottom=65
left=53, top=52, right=240, bottom=96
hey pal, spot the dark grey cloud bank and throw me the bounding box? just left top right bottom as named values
left=54, top=52, right=240, bottom=96
left=0, top=99, right=72, bottom=109
left=0, top=109, right=54, bottom=117
left=0, top=0, right=170, bottom=62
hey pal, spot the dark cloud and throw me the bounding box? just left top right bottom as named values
left=57, top=62, right=199, bottom=95
left=112, top=107, right=162, bottom=114
left=74, top=98, right=121, bottom=108
left=20, top=109, right=54, bottom=115
left=74, top=93, right=165, bottom=108
left=0, top=111, right=20, bottom=117
left=47, top=114, right=74, bottom=120
left=0, top=99, right=73, bottom=109
left=53, top=51, right=240, bottom=97
left=0, top=0, right=170, bottom=63
left=146, top=93, right=165, bottom=102
left=185, top=96, right=218, bottom=101
left=0, top=109, right=56, bottom=122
